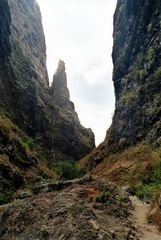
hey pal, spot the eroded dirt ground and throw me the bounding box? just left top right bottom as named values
left=130, top=196, right=161, bottom=240
left=0, top=179, right=137, bottom=240
left=0, top=179, right=161, bottom=240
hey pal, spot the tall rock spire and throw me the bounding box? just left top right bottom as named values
left=51, top=60, right=70, bottom=107
left=50, top=60, right=95, bottom=159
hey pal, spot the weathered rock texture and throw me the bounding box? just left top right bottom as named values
left=0, top=180, right=136, bottom=240
left=0, top=0, right=94, bottom=199
left=89, top=0, right=161, bottom=169
left=51, top=60, right=70, bottom=106
left=0, top=0, right=95, bottom=158
left=109, top=0, right=161, bottom=151
left=50, top=60, right=95, bottom=159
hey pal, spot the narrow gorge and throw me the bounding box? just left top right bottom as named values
left=0, top=0, right=161, bottom=239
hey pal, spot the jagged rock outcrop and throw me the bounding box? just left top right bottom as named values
left=0, top=0, right=95, bottom=200
left=89, top=0, right=161, bottom=169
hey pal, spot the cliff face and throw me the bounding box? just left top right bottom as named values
left=108, top=0, right=161, bottom=151
left=88, top=0, right=161, bottom=177
left=0, top=0, right=95, bottom=199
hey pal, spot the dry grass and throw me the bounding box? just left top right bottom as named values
left=90, top=142, right=161, bottom=185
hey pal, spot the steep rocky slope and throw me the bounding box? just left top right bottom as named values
left=0, top=0, right=94, bottom=202
left=87, top=0, right=161, bottom=181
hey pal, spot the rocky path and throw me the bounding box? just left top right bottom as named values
left=0, top=179, right=135, bottom=240
left=130, top=196, right=161, bottom=240
left=1, top=178, right=161, bottom=240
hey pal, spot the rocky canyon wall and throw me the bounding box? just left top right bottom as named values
left=0, top=0, right=95, bottom=162
left=0, top=0, right=95, bottom=197
left=88, top=0, right=161, bottom=176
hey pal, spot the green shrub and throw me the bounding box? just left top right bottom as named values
left=28, top=139, right=36, bottom=150
left=11, top=199, right=24, bottom=207
left=119, top=85, right=140, bottom=104
left=54, top=161, right=87, bottom=180
left=95, top=191, right=111, bottom=203
left=134, top=159, right=161, bottom=199
left=24, top=138, right=36, bottom=151
left=39, top=225, right=50, bottom=239
left=147, top=47, right=155, bottom=60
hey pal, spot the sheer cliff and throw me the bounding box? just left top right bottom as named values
left=0, top=0, right=95, bottom=200
left=109, top=0, right=161, bottom=151
left=88, top=0, right=161, bottom=180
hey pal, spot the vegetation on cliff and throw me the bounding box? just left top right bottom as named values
left=86, top=0, right=161, bottom=191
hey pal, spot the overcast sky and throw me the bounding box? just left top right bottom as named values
left=37, top=0, right=117, bottom=145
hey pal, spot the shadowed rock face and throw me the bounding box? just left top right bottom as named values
left=107, top=0, right=161, bottom=151
left=0, top=0, right=11, bottom=63
left=0, top=0, right=95, bottom=163
left=95, top=0, right=161, bottom=158
left=86, top=0, right=161, bottom=171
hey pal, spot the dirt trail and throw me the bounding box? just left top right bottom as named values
left=0, top=180, right=135, bottom=240
left=130, top=196, right=161, bottom=240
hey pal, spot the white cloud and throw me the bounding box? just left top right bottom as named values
left=37, top=0, right=117, bottom=145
